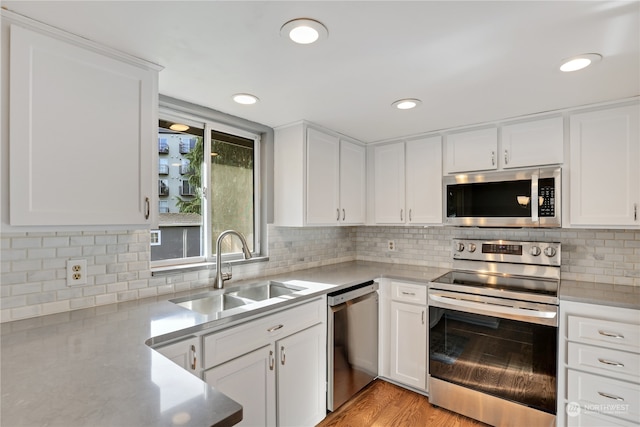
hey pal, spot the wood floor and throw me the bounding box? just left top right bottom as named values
left=317, top=379, right=488, bottom=427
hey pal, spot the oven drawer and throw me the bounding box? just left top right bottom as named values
left=391, top=281, right=426, bottom=305
left=568, top=315, right=640, bottom=353
left=567, top=369, right=640, bottom=423
left=568, top=342, right=640, bottom=382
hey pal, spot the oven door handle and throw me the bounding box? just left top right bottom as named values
left=429, top=294, right=557, bottom=324
left=531, top=172, right=539, bottom=223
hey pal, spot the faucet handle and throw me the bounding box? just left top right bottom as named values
left=222, top=261, right=232, bottom=281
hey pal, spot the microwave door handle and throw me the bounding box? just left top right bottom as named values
left=531, top=173, right=539, bottom=223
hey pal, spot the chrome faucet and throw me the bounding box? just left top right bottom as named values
left=213, top=230, right=252, bottom=289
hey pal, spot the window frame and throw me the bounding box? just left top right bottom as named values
left=151, top=107, right=262, bottom=269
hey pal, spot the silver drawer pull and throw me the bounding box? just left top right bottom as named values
left=598, top=358, right=625, bottom=368
left=401, top=291, right=416, bottom=296
left=598, top=330, right=625, bottom=339
left=267, top=324, right=284, bottom=332
left=598, top=391, right=625, bottom=401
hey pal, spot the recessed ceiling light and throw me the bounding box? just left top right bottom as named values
left=392, top=99, right=422, bottom=110
left=280, top=18, right=328, bottom=44
left=560, top=53, right=602, bottom=72
left=232, top=93, right=259, bottom=105
left=169, top=123, right=189, bottom=131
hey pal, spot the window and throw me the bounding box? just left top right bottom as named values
left=152, top=114, right=260, bottom=267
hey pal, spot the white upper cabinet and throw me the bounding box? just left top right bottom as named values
left=373, top=137, right=442, bottom=225
left=274, top=122, right=365, bottom=226
left=406, top=136, right=442, bottom=224
left=8, top=20, right=159, bottom=226
left=339, top=139, right=367, bottom=224
left=569, top=103, right=639, bottom=227
left=445, top=128, right=498, bottom=173
left=501, top=117, right=563, bottom=169
left=373, top=142, right=406, bottom=224
left=306, top=128, right=340, bottom=224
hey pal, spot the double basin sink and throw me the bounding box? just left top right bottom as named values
left=171, top=281, right=306, bottom=316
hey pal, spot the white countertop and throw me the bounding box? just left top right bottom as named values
left=0, top=261, right=447, bottom=427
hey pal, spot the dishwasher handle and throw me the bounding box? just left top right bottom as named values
left=329, top=290, right=378, bottom=313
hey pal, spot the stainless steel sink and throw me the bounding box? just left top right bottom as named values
left=173, top=293, right=252, bottom=315
left=170, top=281, right=306, bottom=316
left=228, top=281, right=303, bottom=301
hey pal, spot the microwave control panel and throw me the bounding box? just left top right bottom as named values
left=539, top=179, right=555, bottom=217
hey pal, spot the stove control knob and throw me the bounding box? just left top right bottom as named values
left=455, top=242, right=465, bottom=252
left=544, top=246, right=557, bottom=257
left=467, top=243, right=477, bottom=253
left=530, top=246, right=541, bottom=256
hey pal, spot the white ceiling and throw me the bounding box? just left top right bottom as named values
left=4, top=1, right=639, bottom=143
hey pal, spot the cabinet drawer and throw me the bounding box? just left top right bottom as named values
left=568, top=315, right=640, bottom=353
left=566, top=407, right=637, bottom=427
left=568, top=369, right=640, bottom=423
left=203, top=298, right=325, bottom=368
left=391, top=281, right=427, bottom=305
left=568, top=342, right=640, bottom=382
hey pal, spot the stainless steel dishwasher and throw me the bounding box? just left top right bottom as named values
left=327, top=280, right=379, bottom=411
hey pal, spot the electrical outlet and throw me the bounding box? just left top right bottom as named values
left=388, top=240, right=396, bottom=251
left=66, top=259, right=87, bottom=286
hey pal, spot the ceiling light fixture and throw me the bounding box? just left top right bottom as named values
left=560, top=53, right=602, bottom=72
left=280, top=18, right=328, bottom=44
left=392, top=98, right=422, bottom=110
left=232, top=93, right=259, bottom=105
left=169, top=123, right=190, bottom=132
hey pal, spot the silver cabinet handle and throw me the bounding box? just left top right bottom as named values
left=635, top=203, right=638, bottom=221
left=400, top=209, right=404, bottom=221
left=190, top=344, right=197, bottom=370
left=336, top=208, right=340, bottom=221
left=422, top=310, right=425, bottom=325
left=401, top=291, right=416, bottom=296
left=598, top=391, right=625, bottom=401
left=281, top=346, right=286, bottom=365
left=144, top=197, right=150, bottom=220
left=267, top=324, right=284, bottom=332
left=342, top=209, right=345, bottom=221
left=504, top=149, right=509, bottom=165
left=599, top=330, right=624, bottom=339
left=409, top=209, right=412, bottom=222
left=598, top=358, right=625, bottom=368
left=491, top=151, right=495, bottom=166
left=269, top=350, right=274, bottom=371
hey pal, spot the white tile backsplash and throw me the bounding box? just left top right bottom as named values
left=1, top=225, right=638, bottom=322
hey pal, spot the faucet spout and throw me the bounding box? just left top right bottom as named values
left=213, top=230, right=252, bottom=289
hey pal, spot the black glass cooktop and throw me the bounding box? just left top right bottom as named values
left=432, top=271, right=558, bottom=297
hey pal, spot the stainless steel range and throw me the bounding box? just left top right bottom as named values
left=428, top=239, right=560, bottom=427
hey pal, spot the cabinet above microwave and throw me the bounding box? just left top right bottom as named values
left=443, top=167, right=561, bottom=228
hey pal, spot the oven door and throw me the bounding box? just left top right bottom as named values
left=428, top=289, right=557, bottom=415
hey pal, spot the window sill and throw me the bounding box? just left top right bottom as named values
left=151, top=256, right=269, bottom=276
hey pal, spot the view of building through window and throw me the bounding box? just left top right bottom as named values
left=152, top=120, right=255, bottom=264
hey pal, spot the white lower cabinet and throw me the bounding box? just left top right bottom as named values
left=154, top=336, right=200, bottom=377
left=559, top=300, right=640, bottom=427
left=203, top=297, right=327, bottom=427
left=388, top=281, right=428, bottom=392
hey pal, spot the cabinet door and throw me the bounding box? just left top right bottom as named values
left=306, top=128, right=340, bottom=225
left=374, top=142, right=405, bottom=224
left=154, top=336, right=200, bottom=376
left=339, top=140, right=366, bottom=224
left=277, top=323, right=326, bottom=427
left=389, top=301, right=427, bottom=391
left=204, top=345, right=276, bottom=427
left=501, top=117, right=563, bottom=168
left=569, top=104, right=640, bottom=226
left=406, top=136, right=442, bottom=224
left=9, top=24, right=155, bottom=226
left=445, top=128, right=498, bottom=173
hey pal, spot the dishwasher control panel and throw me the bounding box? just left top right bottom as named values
left=327, top=281, right=377, bottom=306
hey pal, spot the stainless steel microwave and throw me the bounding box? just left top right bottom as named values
left=443, top=167, right=561, bottom=228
